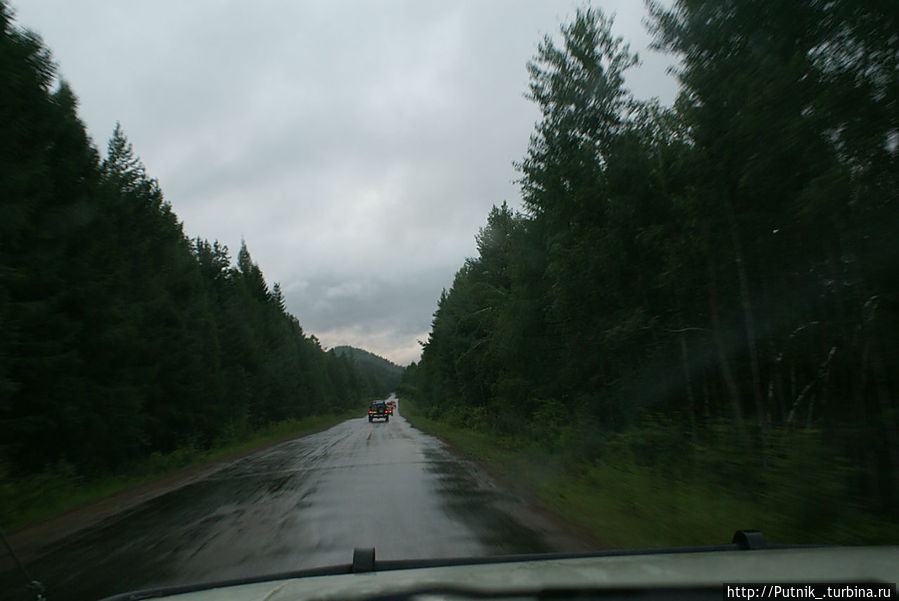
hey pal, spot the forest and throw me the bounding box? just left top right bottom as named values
left=0, top=2, right=392, bottom=485
left=330, top=346, right=404, bottom=395
left=401, top=0, right=898, bottom=536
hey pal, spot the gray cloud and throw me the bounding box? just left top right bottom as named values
left=15, top=0, right=677, bottom=365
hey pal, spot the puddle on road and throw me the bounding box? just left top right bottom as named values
left=0, top=464, right=320, bottom=601
left=422, top=447, right=549, bottom=555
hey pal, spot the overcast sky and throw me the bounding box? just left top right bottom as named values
left=13, top=1, right=678, bottom=366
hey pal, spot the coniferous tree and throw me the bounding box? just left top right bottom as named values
left=1, top=2, right=376, bottom=480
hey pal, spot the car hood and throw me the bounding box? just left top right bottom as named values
left=103, top=546, right=897, bottom=601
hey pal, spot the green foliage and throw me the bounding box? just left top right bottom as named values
left=404, top=394, right=898, bottom=546
left=0, top=4, right=376, bottom=490
left=0, top=410, right=358, bottom=530
left=329, top=345, right=404, bottom=397
left=403, top=0, right=899, bottom=541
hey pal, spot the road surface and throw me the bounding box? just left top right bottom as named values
left=1, top=398, right=585, bottom=600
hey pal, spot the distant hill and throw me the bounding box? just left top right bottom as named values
left=329, top=346, right=404, bottom=397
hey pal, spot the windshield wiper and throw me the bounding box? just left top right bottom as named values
left=1, top=527, right=46, bottom=601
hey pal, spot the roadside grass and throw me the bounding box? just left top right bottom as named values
left=0, top=409, right=360, bottom=532
left=538, top=460, right=765, bottom=548
left=400, top=398, right=899, bottom=548
left=537, top=456, right=899, bottom=547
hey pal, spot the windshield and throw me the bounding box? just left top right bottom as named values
left=1, top=1, right=896, bottom=600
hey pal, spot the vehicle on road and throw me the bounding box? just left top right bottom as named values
left=368, top=401, right=389, bottom=422
left=386, top=400, right=396, bottom=415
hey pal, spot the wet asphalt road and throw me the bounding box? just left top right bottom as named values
left=2, top=399, right=583, bottom=600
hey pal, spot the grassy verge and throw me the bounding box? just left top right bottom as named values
left=1, top=409, right=360, bottom=532
left=399, top=397, right=576, bottom=533
left=401, top=397, right=899, bottom=548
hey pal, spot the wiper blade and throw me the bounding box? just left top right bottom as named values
left=1, top=527, right=46, bottom=601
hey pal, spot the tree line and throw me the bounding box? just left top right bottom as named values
left=0, top=2, right=386, bottom=479
left=402, top=0, right=898, bottom=521
left=331, top=346, right=404, bottom=396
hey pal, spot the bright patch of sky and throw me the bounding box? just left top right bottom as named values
left=13, top=0, right=677, bottom=365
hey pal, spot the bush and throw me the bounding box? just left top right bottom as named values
left=528, top=398, right=573, bottom=450
left=759, top=429, right=857, bottom=541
